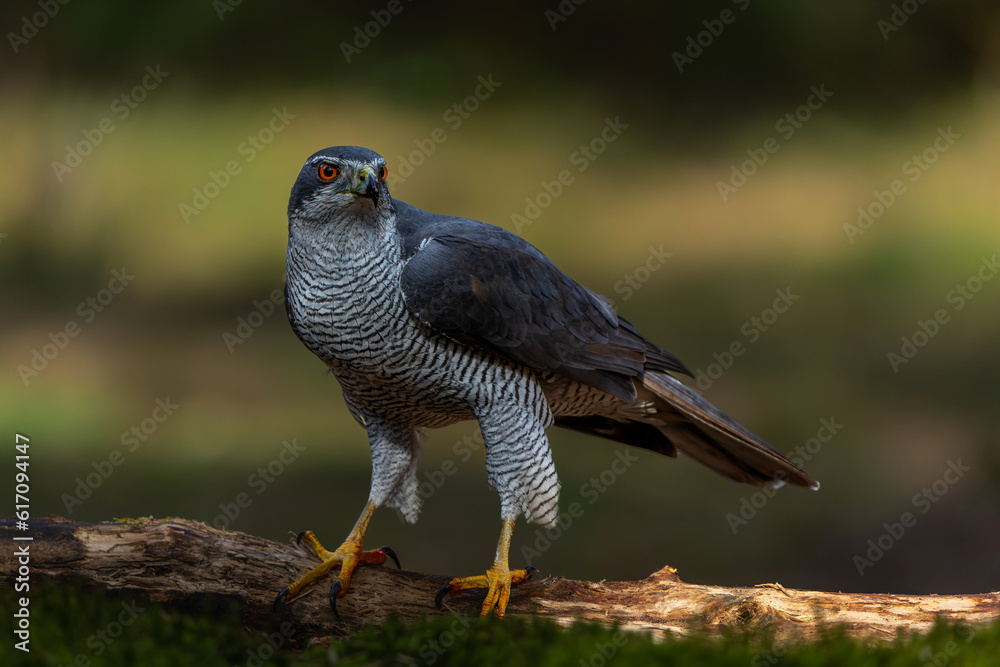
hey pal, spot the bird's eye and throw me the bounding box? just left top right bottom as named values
left=378, top=165, right=388, bottom=180
left=318, top=163, right=339, bottom=181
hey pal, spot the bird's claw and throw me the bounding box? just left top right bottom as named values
left=378, top=545, right=401, bottom=569
left=273, top=587, right=291, bottom=612
left=328, top=580, right=343, bottom=620
left=276, top=508, right=399, bottom=620
left=434, top=565, right=537, bottom=615
left=434, top=583, right=452, bottom=609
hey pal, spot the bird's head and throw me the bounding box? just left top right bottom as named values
left=287, top=146, right=392, bottom=228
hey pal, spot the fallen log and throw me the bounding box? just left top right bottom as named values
left=2, top=516, right=997, bottom=642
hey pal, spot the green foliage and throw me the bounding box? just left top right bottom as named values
left=4, top=579, right=291, bottom=667
left=320, top=615, right=1000, bottom=666
left=5, top=580, right=999, bottom=666
left=0, top=1, right=984, bottom=124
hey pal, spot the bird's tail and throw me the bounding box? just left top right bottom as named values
left=641, top=372, right=819, bottom=490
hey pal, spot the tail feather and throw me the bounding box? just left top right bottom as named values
left=641, top=372, right=820, bottom=490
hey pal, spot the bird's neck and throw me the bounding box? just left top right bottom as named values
left=288, top=212, right=401, bottom=270
left=285, top=211, right=411, bottom=372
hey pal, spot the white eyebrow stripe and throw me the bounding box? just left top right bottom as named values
left=306, top=156, right=382, bottom=167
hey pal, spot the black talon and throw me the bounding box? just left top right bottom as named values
left=379, top=545, right=401, bottom=569
left=434, top=583, right=452, bottom=609
left=273, top=587, right=290, bottom=612
left=295, top=530, right=308, bottom=545
left=524, top=566, right=537, bottom=581
left=328, top=580, right=342, bottom=620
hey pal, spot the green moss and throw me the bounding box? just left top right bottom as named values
left=5, top=579, right=999, bottom=666
left=101, top=517, right=155, bottom=527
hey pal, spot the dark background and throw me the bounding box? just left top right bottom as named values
left=2, top=0, right=998, bottom=599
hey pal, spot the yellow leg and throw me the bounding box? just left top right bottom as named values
left=435, top=518, right=535, bottom=617
left=273, top=501, right=400, bottom=618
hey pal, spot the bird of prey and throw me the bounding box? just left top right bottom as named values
left=275, top=145, right=819, bottom=618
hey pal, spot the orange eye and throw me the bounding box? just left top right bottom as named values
left=378, top=165, right=388, bottom=180
left=318, top=163, right=339, bottom=181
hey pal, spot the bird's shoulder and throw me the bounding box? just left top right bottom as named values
left=394, top=199, right=544, bottom=261
left=394, top=200, right=595, bottom=340
left=393, top=199, right=614, bottom=341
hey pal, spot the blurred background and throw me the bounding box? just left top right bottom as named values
left=1, top=0, right=998, bottom=600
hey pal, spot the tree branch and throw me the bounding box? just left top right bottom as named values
left=3, top=516, right=997, bottom=642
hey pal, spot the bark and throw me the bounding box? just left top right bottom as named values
left=2, top=516, right=997, bottom=643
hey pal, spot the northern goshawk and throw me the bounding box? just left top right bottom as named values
left=275, top=145, right=818, bottom=618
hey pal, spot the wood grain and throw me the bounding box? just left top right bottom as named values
left=2, top=516, right=996, bottom=642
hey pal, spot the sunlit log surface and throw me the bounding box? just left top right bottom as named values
left=2, top=516, right=997, bottom=642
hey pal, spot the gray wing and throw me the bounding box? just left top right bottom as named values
left=396, top=202, right=689, bottom=402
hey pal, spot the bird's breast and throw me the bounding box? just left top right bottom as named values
left=285, top=234, right=543, bottom=427
left=286, top=246, right=410, bottom=369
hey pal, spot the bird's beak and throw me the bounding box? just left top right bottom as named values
left=355, top=165, right=380, bottom=208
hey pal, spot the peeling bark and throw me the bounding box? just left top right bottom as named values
left=2, top=516, right=997, bottom=642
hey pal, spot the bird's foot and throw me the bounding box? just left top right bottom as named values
left=273, top=529, right=400, bottom=619
left=435, top=564, right=536, bottom=617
